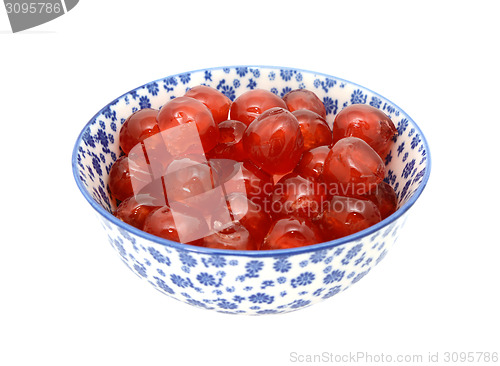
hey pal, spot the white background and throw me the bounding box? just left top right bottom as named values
left=1, top=1, right=499, bottom=365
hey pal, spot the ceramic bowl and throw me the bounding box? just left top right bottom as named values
left=72, top=66, right=430, bottom=315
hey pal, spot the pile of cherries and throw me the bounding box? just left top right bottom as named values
left=109, top=85, right=398, bottom=250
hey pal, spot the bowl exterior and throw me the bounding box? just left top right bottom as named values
left=99, top=211, right=407, bottom=314
left=73, top=66, right=429, bottom=315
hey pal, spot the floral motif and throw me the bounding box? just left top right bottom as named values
left=323, top=270, right=345, bottom=285
left=280, top=69, right=294, bottom=81
left=146, top=82, right=159, bottom=96
left=291, top=272, right=315, bottom=288
left=236, top=67, right=248, bottom=77
left=273, top=258, right=292, bottom=273
left=248, top=293, right=274, bottom=304
left=310, top=250, right=327, bottom=263
left=178, top=73, right=191, bottom=84
left=138, top=96, right=151, bottom=109
left=351, top=89, right=367, bottom=104
left=197, top=272, right=217, bottom=286
left=245, top=260, right=264, bottom=278
left=323, top=96, right=337, bottom=115
left=341, top=244, right=363, bottom=265
left=179, top=251, right=197, bottom=267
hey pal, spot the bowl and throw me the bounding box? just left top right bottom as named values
left=72, top=65, right=430, bottom=315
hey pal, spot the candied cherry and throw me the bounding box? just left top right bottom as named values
left=184, top=85, right=232, bottom=124
left=203, top=222, right=258, bottom=250
left=163, top=157, right=225, bottom=215
left=354, top=181, right=398, bottom=220
left=206, top=120, right=247, bottom=161
left=332, top=104, right=397, bottom=159
left=261, top=216, right=323, bottom=250
left=318, top=196, right=382, bottom=241
left=230, top=89, right=288, bottom=126
left=127, top=122, right=208, bottom=199
left=109, top=155, right=134, bottom=201
left=240, top=161, right=274, bottom=207
left=209, top=159, right=274, bottom=211
left=119, top=108, right=160, bottom=155
left=156, top=96, right=219, bottom=153
left=295, top=146, right=330, bottom=182
left=115, top=196, right=161, bottom=230
left=226, top=193, right=272, bottom=242
left=143, top=204, right=208, bottom=245
left=243, top=107, right=304, bottom=175
left=292, top=109, right=332, bottom=151
left=323, top=137, right=385, bottom=196
left=283, top=89, right=327, bottom=119
left=270, top=173, right=328, bottom=219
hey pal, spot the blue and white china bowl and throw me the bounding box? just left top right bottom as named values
left=72, top=66, right=430, bottom=315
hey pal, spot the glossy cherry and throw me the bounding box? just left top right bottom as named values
left=283, top=89, right=327, bottom=119
left=243, top=107, right=304, bottom=175
left=143, top=204, right=208, bottom=245
left=109, top=156, right=134, bottom=202
left=226, top=193, right=272, bottom=242
left=270, top=173, right=328, bottom=219
left=209, top=159, right=274, bottom=210
left=261, top=216, right=323, bottom=250
left=115, top=196, right=160, bottom=230
left=184, top=85, right=232, bottom=124
left=206, top=120, right=247, bottom=161
left=230, top=89, right=288, bottom=126
left=332, top=104, right=397, bottom=159
left=239, top=161, right=274, bottom=208
left=163, top=157, right=225, bottom=215
left=318, top=196, right=382, bottom=240
left=119, top=108, right=160, bottom=155
left=156, top=96, right=219, bottom=153
left=295, top=146, right=330, bottom=182
left=109, top=85, right=398, bottom=252
left=203, top=222, right=258, bottom=250
left=323, top=137, right=385, bottom=196
left=292, top=109, right=332, bottom=151
left=354, top=181, right=398, bottom=220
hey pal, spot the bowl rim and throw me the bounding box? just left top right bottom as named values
left=72, top=65, right=431, bottom=257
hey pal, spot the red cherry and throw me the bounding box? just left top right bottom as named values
left=226, top=193, right=272, bottom=242
left=184, top=85, right=232, bottom=124
left=241, top=161, right=274, bottom=205
left=126, top=125, right=209, bottom=206
left=354, top=181, right=398, bottom=220
left=318, top=196, right=382, bottom=240
left=242, top=107, right=304, bottom=175
left=206, top=120, right=247, bottom=161
left=119, top=108, right=160, bottom=155
left=203, top=222, right=258, bottom=250
left=283, top=89, right=327, bottom=119
left=109, top=85, right=399, bottom=252
left=115, top=196, right=160, bottom=230
left=261, top=216, right=323, bottom=250
left=270, top=173, right=328, bottom=219
left=163, top=157, right=225, bottom=215
left=143, top=204, right=208, bottom=245
left=209, top=159, right=274, bottom=208
left=323, top=137, right=385, bottom=196
left=230, top=89, right=288, bottom=126
left=332, top=104, right=397, bottom=159
left=295, top=146, right=330, bottom=182
left=156, top=96, right=219, bottom=153
left=292, top=109, right=332, bottom=151
left=109, top=156, right=134, bottom=201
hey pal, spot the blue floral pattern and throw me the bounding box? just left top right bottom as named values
left=73, top=66, right=430, bottom=315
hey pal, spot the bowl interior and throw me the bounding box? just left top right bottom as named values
left=73, top=65, right=430, bottom=251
